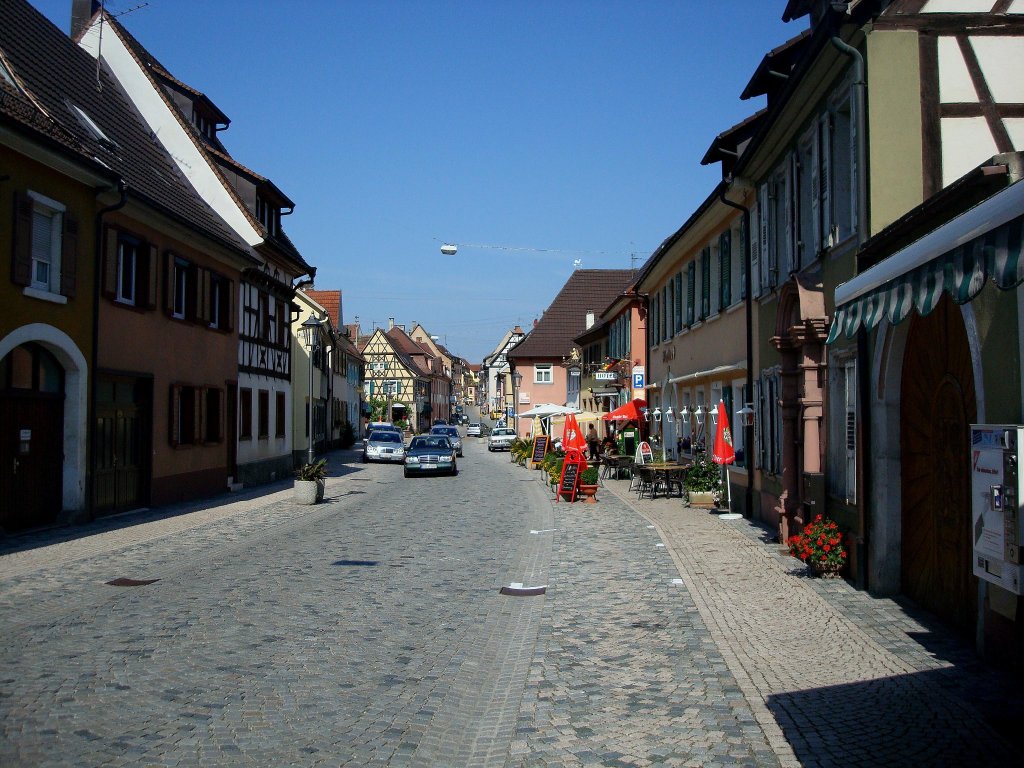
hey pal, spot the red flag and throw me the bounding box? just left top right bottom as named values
left=562, top=412, right=588, bottom=453
left=712, top=400, right=736, bottom=465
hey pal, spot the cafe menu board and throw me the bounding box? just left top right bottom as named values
left=530, top=435, right=550, bottom=467
left=558, top=448, right=586, bottom=502
left=635, top=441, right=654, bottom=465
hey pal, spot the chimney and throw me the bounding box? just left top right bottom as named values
left=71, top=0, right=100, bottom=39
left=585, top=309, right=595, bottom=329
left=388, top=317, right=395, bottom=330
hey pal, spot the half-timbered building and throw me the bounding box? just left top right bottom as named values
left=359, top=324, right=430, bottom=434
left=70, top=3, right=317, bottom=486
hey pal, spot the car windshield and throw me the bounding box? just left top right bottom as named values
left=431, top=427, right=459, bottom=437
left=494, top=429, right=514, bottom=436
left=369, top=432, right=401, bottom=443
left=412, top=436, right=450, bottom=450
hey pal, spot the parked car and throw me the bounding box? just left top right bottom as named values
left=404, top=434, right=457, bottom=477
left=487, top=427, right=516, bottom=452
left=466, top=423, right=482, bottom=437
left=363, top=430, right=406, bottom=463
left=432, top=418, right=448, bottom=426
left=430, top=425, right=463, bottom=456
left=363, top=422, right=401, bottom=448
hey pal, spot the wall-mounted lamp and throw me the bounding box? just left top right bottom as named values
left=710, top=401, right=719, bottom=425
left=653, top=407, right=662, bottom=423
left=694, top=405, right=705, bottom=425
left=736, top=403, right=755, bottom=428
left=664, top=406, right=674, bottom=423
left=642, top=408, right=651, bottom=422
left=680, top=405, right=690, bottom=420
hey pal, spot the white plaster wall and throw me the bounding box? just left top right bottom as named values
left=0, top=324, right=87, bottom=512
left=77, top=19, right=262, bottom=245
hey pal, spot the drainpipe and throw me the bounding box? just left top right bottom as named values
left=718, top=185, right=754, bottom=520
left=832, top=15, right=871, bottom=588
left=88, top=179, right=128, bottom=520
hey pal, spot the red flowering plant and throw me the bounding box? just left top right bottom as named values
left=787, top=514, right=847, bottom=575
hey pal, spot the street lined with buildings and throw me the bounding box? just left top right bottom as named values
left=2, top=441, right=1017, bottom=766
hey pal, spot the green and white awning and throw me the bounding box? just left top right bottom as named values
left=828, top=180, right=1024, bottom=344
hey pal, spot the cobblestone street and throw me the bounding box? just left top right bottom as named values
left=1, top=441, right=1020, bottom=766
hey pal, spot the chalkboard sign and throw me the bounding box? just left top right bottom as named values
left=530, top=435, right=550, bottom=467
left=559, top=461, right=580, bottom=500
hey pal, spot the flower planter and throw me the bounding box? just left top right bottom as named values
left=293, top=479, right=322, bottom=505
left=579, top=484, right=599, bottom=504
left=687, top=490, right=717, bottom=508
left=812, top=562, right=842, bottom=579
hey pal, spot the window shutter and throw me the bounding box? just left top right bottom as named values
left=819, top=114, right=832, bottom=249
left=164, top=251, right=176, bottom=314
left=196, top=267, right=210, bottom=324
left=260, top=295, right=270, bottom=341
left=169, top=384, right=181, bottom=447
left=766, top=179, right=779, bottom=290
left=785, top=154, right=797, bottom=276
left=141, top=244, right=157, bottom=308
left=674, top=272, right=683, bottom=333
left=59, top=213, right=79, bottom=297
left=102, top=228, right=119, bottom=298
left=700, top=247, right=711, bottom=319
left=277, top=300, right=288, bottom=345
left=686, top=262, right=695, bottom=325
left=844, top=362, right=857, bottom=501
left=756, top=189, right=769, bottom=297
left=739, top=217, right=748, bottom=300
left=719, top=230, right=731, bottom=308
left=225, top=280, right=235, bottom=332
left=754, top=378, right=764, bottom=471
left=11, top=191, right=33, bottom=287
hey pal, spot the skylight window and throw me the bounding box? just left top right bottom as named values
left=68, top=102, right=117, bottom=150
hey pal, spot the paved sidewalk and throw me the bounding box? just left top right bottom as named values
left=599, top=476, right=1020, bottom=767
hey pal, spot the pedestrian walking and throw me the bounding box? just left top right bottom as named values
left=586, top=423, right=600, bottom=460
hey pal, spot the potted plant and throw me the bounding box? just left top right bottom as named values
left=579, top=466, right=600, bottom=504
left=684, top=452, right=722, bottom=508
left=294, top=458, right=327, bottom=504
left=787, top=514, right=848, bottom=578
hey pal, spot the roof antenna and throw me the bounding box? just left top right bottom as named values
left=94, top=2, right=150, bottom=92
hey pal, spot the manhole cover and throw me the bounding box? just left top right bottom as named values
left=106, top=578, right=160, bottom=587
left=499, top=584, right=547, bottom=597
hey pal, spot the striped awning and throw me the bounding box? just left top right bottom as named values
left=827, top=180, right=1024, bottom=344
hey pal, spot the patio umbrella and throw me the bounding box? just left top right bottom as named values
left=562, top=412, right=587, bottom=452
left=601, top=398, right=647, bottom=422
left=519, top=403, right=579, bottom=418
left=711, top=400, right=741, bottom=519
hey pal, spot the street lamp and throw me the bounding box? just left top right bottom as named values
left=299, top=314, right=323, bottom=465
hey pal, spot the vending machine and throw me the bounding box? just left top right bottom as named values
left=970, top=425, right=1023, bottom=595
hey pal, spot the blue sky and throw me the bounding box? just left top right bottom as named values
left=32, top=0, right=805, bottom=363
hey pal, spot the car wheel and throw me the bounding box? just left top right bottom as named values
left=404, top=470, right=410, bottom=478
left=362, top=454, right=368, bottom=463
left=458, top=450, right=463, bottom=457
left=451, top=465, right=458, bottom=476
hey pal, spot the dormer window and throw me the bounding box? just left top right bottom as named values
left=192, top=108, right=213, bottom=140
left=255, top=195, right=280, bottom=237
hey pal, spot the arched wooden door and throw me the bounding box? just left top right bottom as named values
left=900, top=295, right=977, bottom=632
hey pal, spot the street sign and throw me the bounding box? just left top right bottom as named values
left=633, top=372, right=644, bottom=389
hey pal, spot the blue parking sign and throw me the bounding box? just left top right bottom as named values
left=633, top=372, right=644, bottom=389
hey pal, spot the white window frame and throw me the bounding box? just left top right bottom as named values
left=27, top=191, right=64, bottom=296
left=172, top=257, right=188, bottom=319
left=534, top=364, right=553, bottom=384
left=116, top=240, right=138, bottom=305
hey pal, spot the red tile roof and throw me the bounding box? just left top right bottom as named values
left=509, top=270, right=636, bottom=360
left=303, top=289, right=341, bottom=328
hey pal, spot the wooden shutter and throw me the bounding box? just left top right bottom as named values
left=164, top=252, right=176, bottom=314
left=686, top=262, right=695, bottom=325
left=100, top=228, right=118, bottom=298
left=719, top=231, right=731, bottom=309
left=225, top=280, right=235, bottom=332
left=11, top=191, right=33, bottom=286
left=59, top=213, right=79, bottom=297
left=739, top=216, right=748, bottom=300
left=819, top=114, right=832, bottom=249
left=196, top=267, right=210, bottom=325
left=169, top=383, right=181, bottom=447
left=700, top=247, right=711, bottom=319
left=674, top=272, right=683, bottom=333
left=141, top=244, right=157, bottom=308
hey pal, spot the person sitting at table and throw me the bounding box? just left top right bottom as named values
left=602, top=435, right=618, bottom=455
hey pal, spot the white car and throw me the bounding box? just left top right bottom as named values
left=466, top=423, right=482, bottom=437
left=487, top=427, right=517, bottom=451
left=362, top=430, right=406, bottom=463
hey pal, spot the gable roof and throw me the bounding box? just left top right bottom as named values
left=508, top=269, right=635, bottom=360
left=1, top=0, right=251, bottom=257
left=303, top=289, right=341, bottom=328
left=81, top=8, right=312, bottom=275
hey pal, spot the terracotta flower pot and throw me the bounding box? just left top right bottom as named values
left=579, top=484, right=599, bottom=504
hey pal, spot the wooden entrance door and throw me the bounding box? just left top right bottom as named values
left=0, top=391, right=63, bottom=530
left=93, top=376, right=150, bottom=514
left=900, top=296, right=977, bottom=632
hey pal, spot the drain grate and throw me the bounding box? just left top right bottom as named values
left=332, top=559, right=379, bottom=567
left=106, top=577, right=160, bottom=587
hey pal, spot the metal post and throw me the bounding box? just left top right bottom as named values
left=307, top=339, right=315, bottom=465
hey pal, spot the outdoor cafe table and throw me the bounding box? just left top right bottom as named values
left=601, top=454, right=633, bottom=480
left=643, top=462, right=691, bottom=499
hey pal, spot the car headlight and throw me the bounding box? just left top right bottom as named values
left=405, top=456, right=419, bottom=465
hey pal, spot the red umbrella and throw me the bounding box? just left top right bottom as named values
left=562, top=412, right=587, bottom=452
left=601, top=398, right=647, bottom=422
left=712, top=400, right=736, bottom=465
